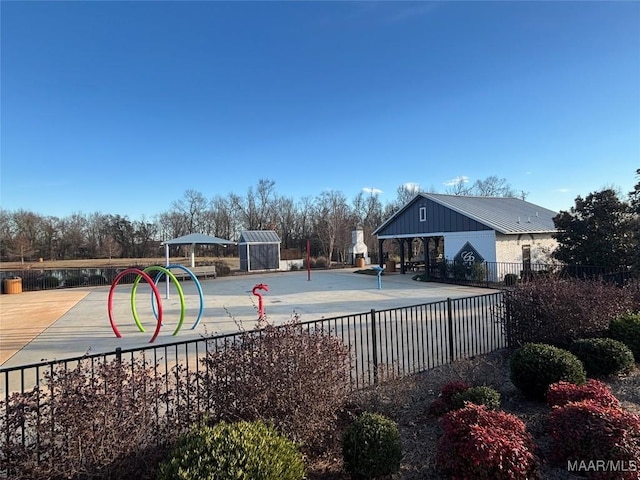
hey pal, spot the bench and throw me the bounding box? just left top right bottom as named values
left=169, top=265, right=217, bottom=281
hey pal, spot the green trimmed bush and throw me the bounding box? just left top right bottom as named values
left=342, top=412, right=402, bottom=480
left=450, top=385, right=501, bottom=411
left=570, top=337, right=635, bottom=377
left=510, top=343, right=586, bottom=400
left=157, top=421, right=305, bottom=480
left=608, top=313, right=640, bottom=360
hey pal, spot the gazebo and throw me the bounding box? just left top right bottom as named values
left=161, top=233, right=236, bottom=268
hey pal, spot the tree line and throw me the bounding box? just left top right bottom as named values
left=1, top=172, right=638, bottom=270
left=0, top=178, right=412, bottom=264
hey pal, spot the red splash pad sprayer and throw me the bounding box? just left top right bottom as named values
left=252, top=283, right=269, bottom=320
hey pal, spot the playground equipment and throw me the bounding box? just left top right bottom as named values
left=252, top=283, right=269, bottom=319
left=108, top=265, right=202, bottom=343
left=151, top=264, right=205, bottom=329
left=371, top=265, right=385, bottom=290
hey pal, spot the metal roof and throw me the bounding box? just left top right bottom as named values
left=238, top=230, right=281, bottom=244
left=374, top=193, right=558, bottom=235
left=161, top=233, right=236, bottom=246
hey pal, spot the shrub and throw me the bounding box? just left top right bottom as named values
left=436, top=404, right=538, bottom=480
left=548, top=400, right=640, bottom=478
left=22, top=275, right=60, bottom=290
left=427, top=381, right=470, bottom=416
left=570, top=337, right=635, bottom=377
left=314, top=256, right=328, bottom=268
left=342, top=412, right=402, bottom=480
left=42, top=275, right=60, bottom=289
left=0, top=358, right=177, bottom=479
left=547, top=379, right=621, bottom=408
left=510, top=343, right=586, bottom=400
left=158, top=421, right=305, bottom=480
left=450, top=385, right=501, bottom=411
left=504, top=273, right=519, bottom=286
left=63, top=275, right=85, bottom=287
left=213, top=260, right=231, bottom=276
left=501, top=276, right=640, bottom=347
left=87, top=274, right=107, bottom=286
left=200, top=321, right=351, bottom=452
left=608, top=312, right=640, bottom=360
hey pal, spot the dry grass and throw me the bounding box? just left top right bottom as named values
left=309, top=351, right=640, bottom=480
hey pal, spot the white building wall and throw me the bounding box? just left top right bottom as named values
left=495, top=233, right=557, bottom=263
left=443, top=230, right=497, bottom=262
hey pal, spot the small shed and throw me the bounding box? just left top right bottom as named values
left=238, top=230, right=281, bottom=272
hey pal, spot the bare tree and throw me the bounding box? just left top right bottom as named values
left=10, top=210, right=43, bottom=261
left=274, top=195, right=299, bottom=249
left=446, top=178, right=472, bottom=196
left=472, top=176, right=517, bottom=197
left=0, top=208, right=13, bottom=259
left=171, top=189, right=208, bottom=233
left=313, top=190, right=351, bottom=266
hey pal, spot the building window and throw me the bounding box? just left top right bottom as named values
left=419, top=206, right=426, bottom=222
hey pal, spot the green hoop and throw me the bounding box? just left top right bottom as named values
left=131, top=266, right=186, bottom=336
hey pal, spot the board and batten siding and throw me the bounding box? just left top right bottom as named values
left=495, top=233, right=557, bottom=263
left=377, top=199, right=493, bottom=237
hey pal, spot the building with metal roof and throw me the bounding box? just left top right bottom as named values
left=238, top=230, right=281, bottom=272
left=373, top=193, right=558, bottom=276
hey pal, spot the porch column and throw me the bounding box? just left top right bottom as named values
left=399, top=239, right=406, bottom=274
left=378, top=238, right=385, bottom=267
left=423, top=237, right=430, bottom=278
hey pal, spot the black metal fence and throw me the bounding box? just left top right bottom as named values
left=415, top=260, right=635, bottom=288
left=3, top=262, right=633, bottom=293
left=1, top=292, right=505, bottom=397
left=1, top=293, right=505, bottom=456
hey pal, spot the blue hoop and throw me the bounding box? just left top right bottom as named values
left=152, top=264, right=205, bottom=329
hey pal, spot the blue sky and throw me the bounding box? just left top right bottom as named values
left=1, top=1, right=638, bottom=220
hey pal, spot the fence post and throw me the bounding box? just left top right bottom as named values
left=370, top=308, right=378, bottom=385
left=115, top=347, right=122, bottom=365
left=447, top=298, right=455, bottom=363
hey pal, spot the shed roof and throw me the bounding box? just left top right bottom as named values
left=374, top=193, right=558, bottom=236
left=161, top=233, right=236, bottom=246
left=238, top=230, right=281, bottom=243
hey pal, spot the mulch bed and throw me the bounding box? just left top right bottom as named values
left=308, top=349, right=640, bottom=479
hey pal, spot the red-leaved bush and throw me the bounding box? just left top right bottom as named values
left=502, top=277, right=640, bottom=347
left=427, top=380, right=470, bottom=416
left=548, top=400, right=640, bottom=479
left=436, top=403, right=539, bottom=479
left=547, top=380, right=621, bottom=408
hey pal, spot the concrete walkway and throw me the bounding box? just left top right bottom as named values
left=0, top=269, right=495, bottom=369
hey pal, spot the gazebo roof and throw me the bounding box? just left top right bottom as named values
left=161, top=233, right=236, bottom=246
